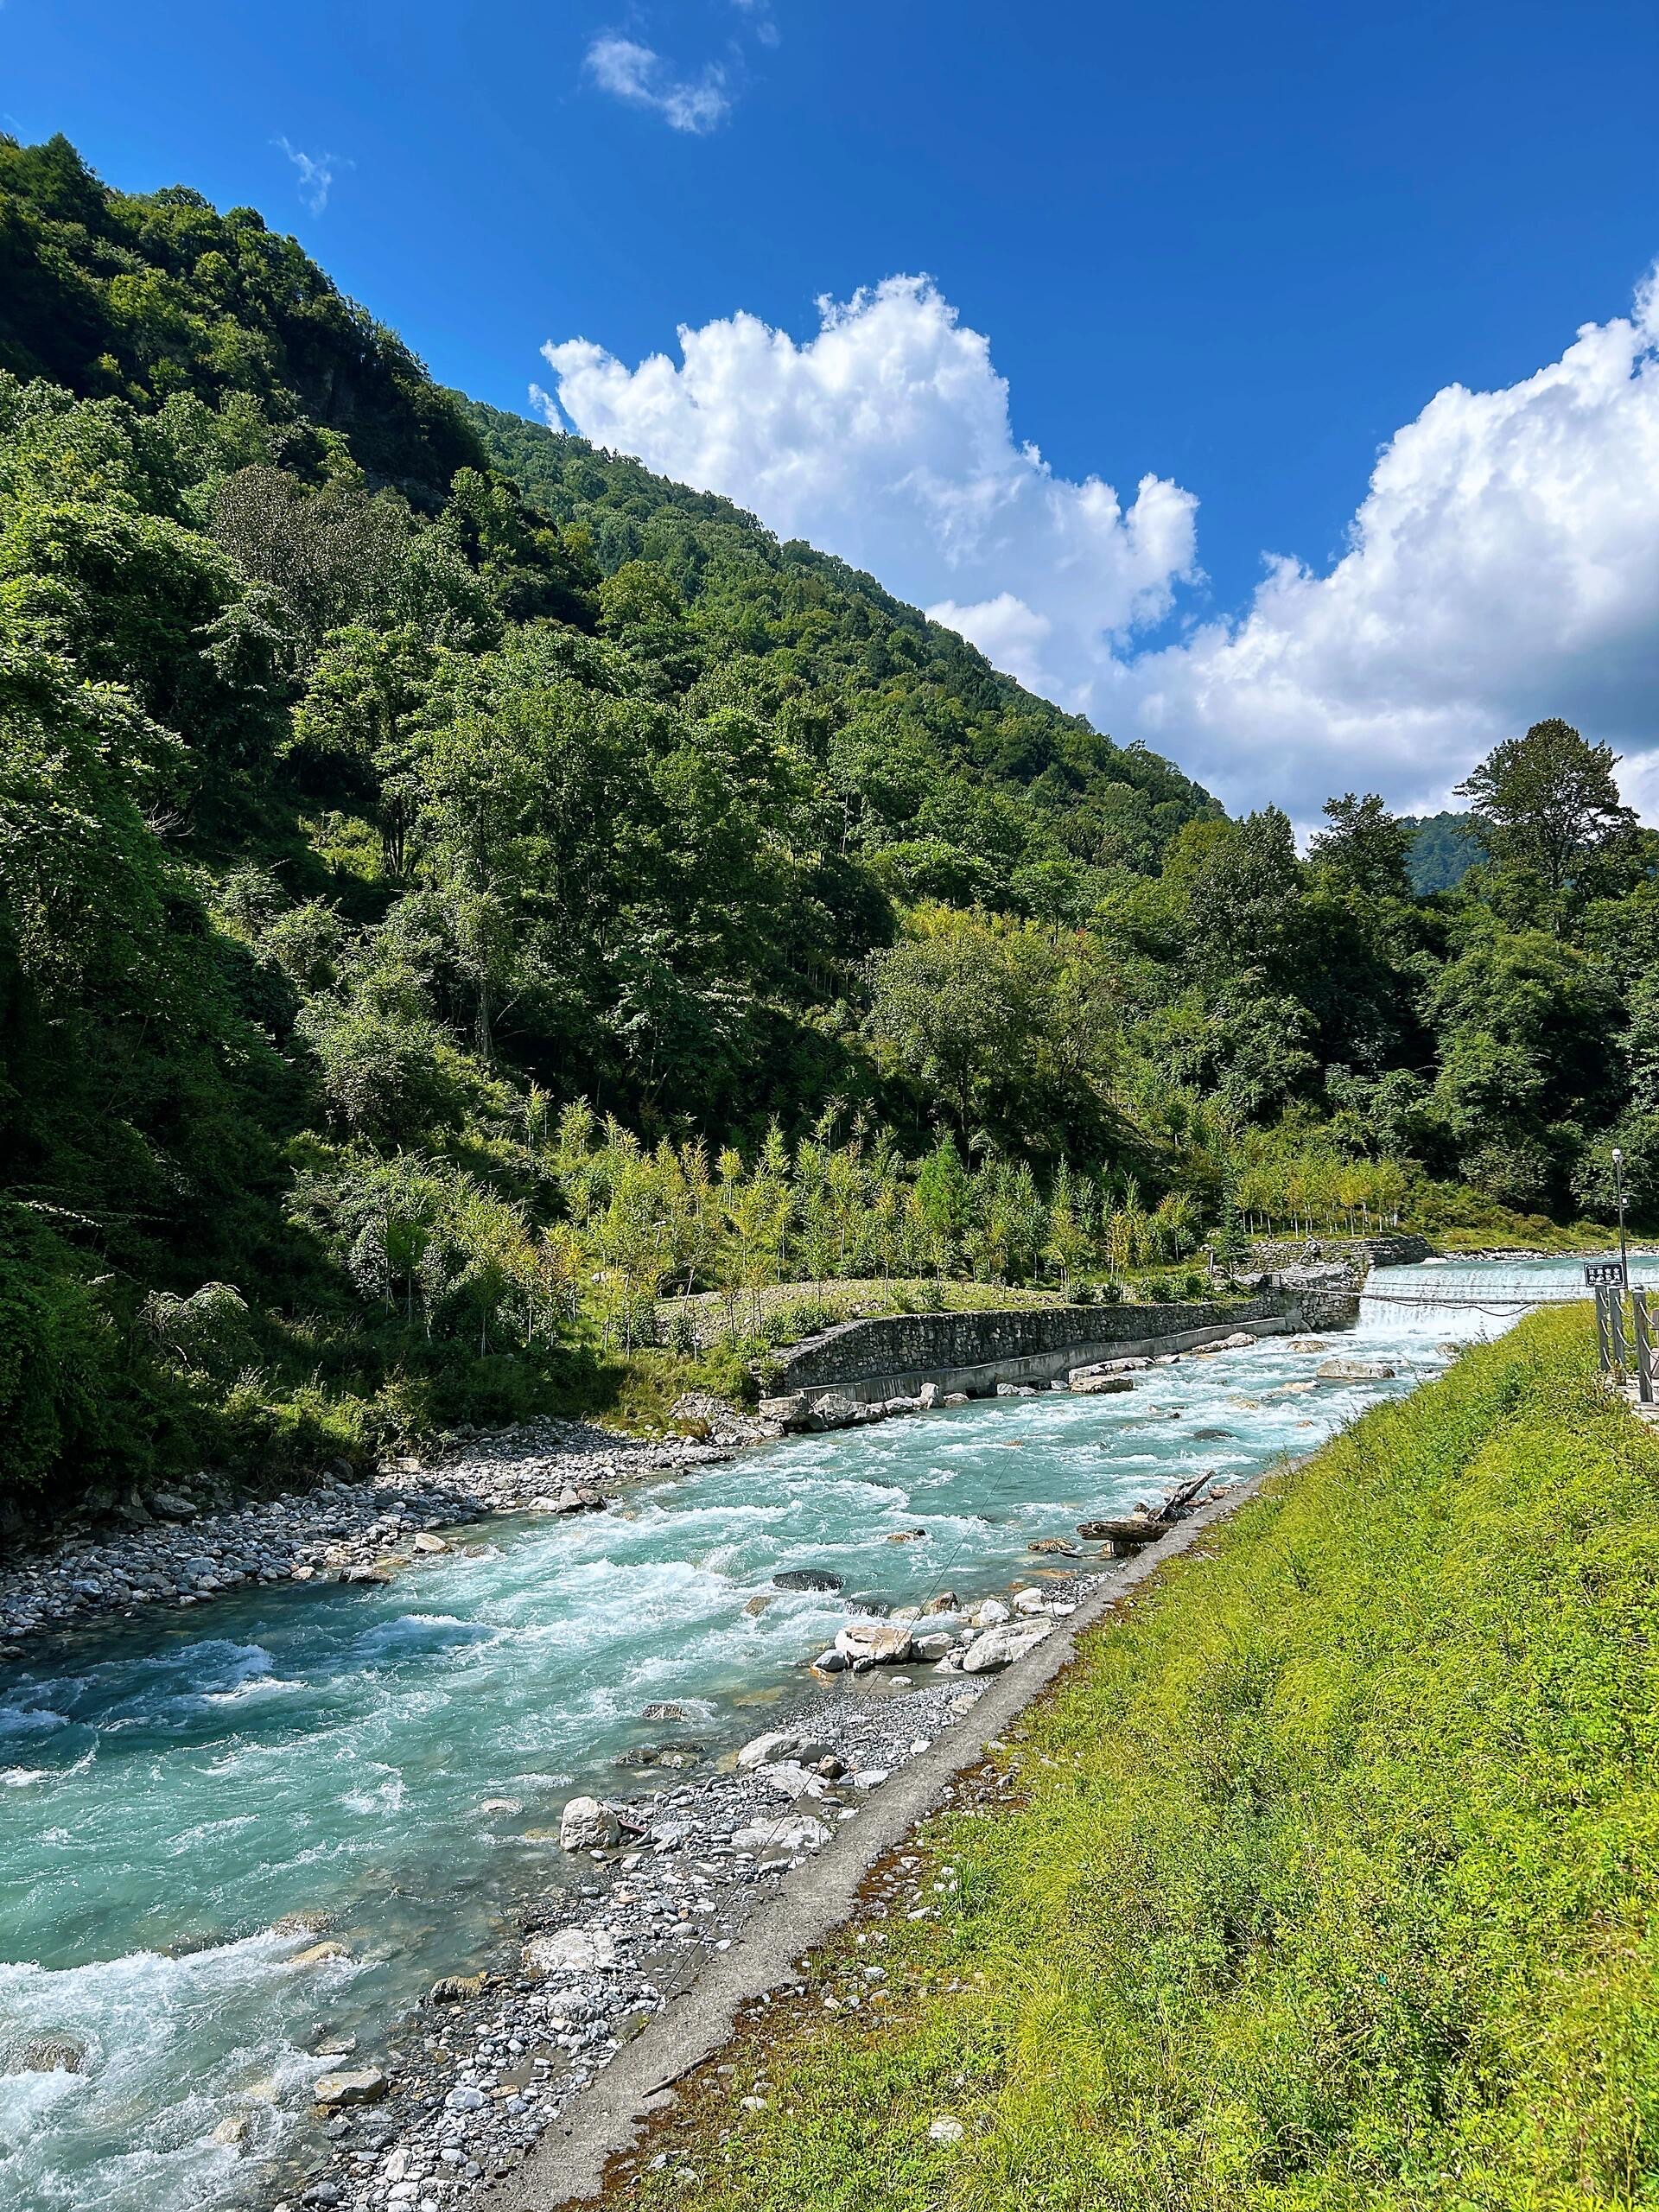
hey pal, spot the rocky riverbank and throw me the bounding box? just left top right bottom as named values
left=0, top=1401, right=776, bottom=1655
left=265, top=1562, right=1103, bottom=2212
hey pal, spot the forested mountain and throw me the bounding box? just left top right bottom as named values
left=2, top=132, right=1654, bottom=1516
left=1406, top=810, right=1485, bottom=894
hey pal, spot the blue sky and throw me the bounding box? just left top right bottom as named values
left=5, top=0, right=1659, bottom=814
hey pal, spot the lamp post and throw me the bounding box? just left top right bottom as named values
left=1614, top=1145, right=1629, bottom=1288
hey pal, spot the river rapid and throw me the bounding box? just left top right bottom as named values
left=0, top=1256, right=1618, bottom=2211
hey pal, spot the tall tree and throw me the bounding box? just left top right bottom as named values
left=1309, top=792, right=1414, bottom=900
left=1455, top=719, right=1635, bottom=904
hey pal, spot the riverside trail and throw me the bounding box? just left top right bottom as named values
left=0, top=1257, right=1610, bottom=2212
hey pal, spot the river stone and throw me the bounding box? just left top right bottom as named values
left=810, top=1648, right=849, bottom=1673
left=1011, top=1587, right=1050, bottom=1617
left=973, top=1597, right=1010, bottom=1627
left=961, top=1620, right=1053, bottom=1673
left=429, top=1973, right=486, bottom=2004
left=559, top=1796, right=621, bottom=1852
left=921, top=1592, right=959, bottom=1616
left=1316, top=1357, right=1397, bottom=1381
left=271, top=1910, right=334, bottom=1936
left=3, top=2033, right=87, bottom=2075
left=290, top=1940, right=351, bottom=1967
left=834, top=1619, right=912, bottom=1666
left=313, top=2067, right=387, bottom=2107
left=1069, top=1373, right=1135, bottom=1395
left=410, top=1533, right=448, bottom=1554
left=918, top=1382, right=943, bottom=1408
left=737, top=1729, right=830, bottom=1770
left=1287, top=1338, right=1330, bottom=1351
left=805, top=1392, right=861, bottom=1432
left=756, top=1759, right=831, bottom=1799
left=149, top=1492, right=197, bottom=1520
left=732, top=1812, right=831, bottom=1855
left=915, top=1632, right=955, bottom=1660
left=641, top=1701, right=688, bottom=1720
left=773, top=1567, right=842, bottom=1592
left=522, top=1926, right=618, bottom=1975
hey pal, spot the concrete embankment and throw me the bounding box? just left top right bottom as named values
left=760, top=1294, right=1306, bottom=1417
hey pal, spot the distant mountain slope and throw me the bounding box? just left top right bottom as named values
left=467, top=399, right=1220, bottom=879
left=1406, top=810, right=1485, bottom=893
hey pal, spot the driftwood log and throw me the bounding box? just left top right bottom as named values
left=1077, top=1470, right=1218, bottom=1548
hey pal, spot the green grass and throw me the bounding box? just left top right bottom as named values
left=631, top=1310, right=1659, bottom=2210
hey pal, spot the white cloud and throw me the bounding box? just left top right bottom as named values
left=1117, top=276, right=1659, bottom=812
left=274, top=137, right=347, bottom=215
left=537, top=271, right=1659, bottom=816
left=730, top=0, right=780, bottom=44
left=584, top=35, right=732, bottom=134
left=536, top=276, right=1199, bottom=689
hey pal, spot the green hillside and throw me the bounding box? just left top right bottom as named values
left=2, top=131, right=1656, bottom=1518
left=1406, top=808, right=1486, bottom=893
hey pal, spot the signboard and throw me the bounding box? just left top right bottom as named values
left=1584, top=1261, right=1626, bottom=1287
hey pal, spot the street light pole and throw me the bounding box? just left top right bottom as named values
left=1614, top=1145, right=1629, bottom=1287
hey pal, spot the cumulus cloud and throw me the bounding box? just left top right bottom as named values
left=537, top=272, right=1659, bottom=816
left=1117, top=276, right=1659, bottom=813
left=274, top=137, right=347, bottom=215
left=584, top=35, right=732, bottom=133
left=536, top=276, right=1199, bottom=690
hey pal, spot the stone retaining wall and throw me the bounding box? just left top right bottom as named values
left=766, top=1294, right=1306, bottom=1408
left=1248, top=1231, right=1432, bottom=1274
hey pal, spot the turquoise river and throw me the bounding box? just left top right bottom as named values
left=0, top=1255, right=1624, bottom=2209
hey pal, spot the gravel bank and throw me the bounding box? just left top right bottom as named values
left=265, top=1664, right=1020, bottom=2212
left=0, top=1403, right=775, bottom=1655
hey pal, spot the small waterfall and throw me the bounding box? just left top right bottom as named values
left=1357, top=1256, right=1639, bottom=1333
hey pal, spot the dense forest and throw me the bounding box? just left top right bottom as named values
left=1, top=132, right=1653, bottom=1513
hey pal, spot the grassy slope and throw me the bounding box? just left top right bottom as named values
left=631, top=1309, right=1659, bottom=2210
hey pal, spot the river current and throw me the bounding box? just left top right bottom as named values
left=0, top=1255, right=1618, bottom=2209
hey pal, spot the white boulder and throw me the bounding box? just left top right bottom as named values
left=521, top=1926, right=618, bottom=1975
left=732, top=1812, right=832, bottom=1854
left=960, top=1620, right=1053, bottom=1674
left=835, top=1618, right=913, bottom=1665
left=558, top=1796, right=621, bottom=1852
